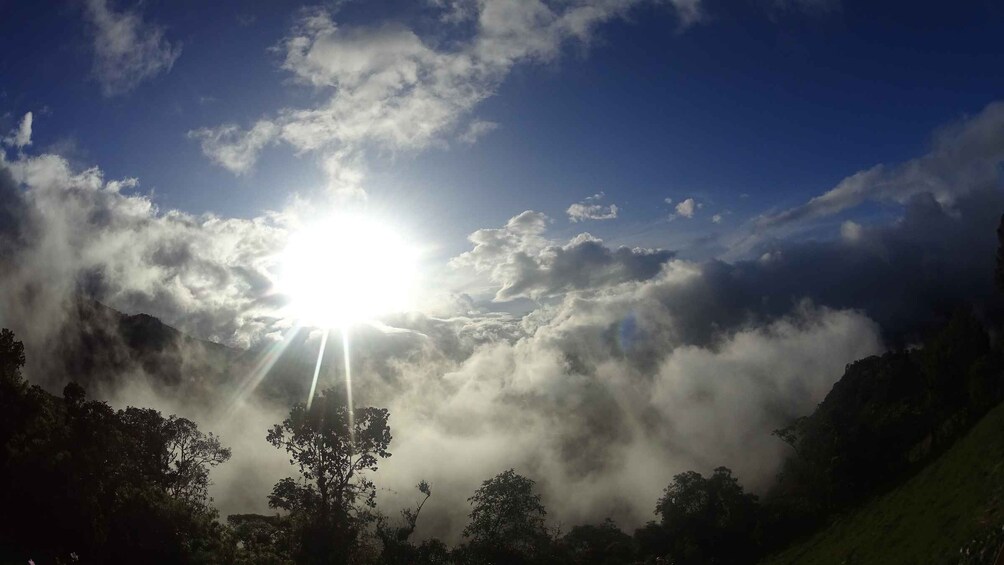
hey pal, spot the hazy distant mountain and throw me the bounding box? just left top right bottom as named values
left=41, top=296, right=241, bottom=404
left=40, top=296, right=330, bottom=409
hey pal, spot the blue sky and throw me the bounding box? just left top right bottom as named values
left=4, top=0, right=1003, bottom=263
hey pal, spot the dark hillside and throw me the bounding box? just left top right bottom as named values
left=761, top=309, right=1004, bottom=557
left=763, top=394, right=1004, bottom=565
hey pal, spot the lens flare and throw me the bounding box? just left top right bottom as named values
left=279, top=213, right=417, bottom=424
left=279, top=214, right=418, bottom=328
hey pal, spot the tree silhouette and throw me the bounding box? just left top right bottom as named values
left=228, top=513, right=294, bottom=564
left=118, top=407, right=231, bottom=506
left=461, top=469, right=552, bottom=564
left=376, top=480, right=435, bottom=564
left=0, top=328, right=24, bottom=385
left=0, top=328, right=234, bottom=563
left=653, top=467, right=762, bottom=565
left=266, top=388, right=392, bottom=564
left=0, top=328, right=28, bottom=454
left=563, top=518, right=635, bottom=564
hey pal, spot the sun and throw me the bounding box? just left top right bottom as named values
left=279, top=214, right=418, bottom=328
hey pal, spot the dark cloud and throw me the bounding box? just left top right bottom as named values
left=757, top=101, right=1004, bottom=232
left=499, top=234, right=675, bottom=301
left=735, top=189, right=1004, bottom=343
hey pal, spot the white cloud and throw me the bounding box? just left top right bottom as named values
left=193, top=0, right=703, bottom=192
left=840, top=220, right=863, bottom=242
left=2, top=112, right=32, bottom=149
left=712, top=213, right=722, bottom=224
left=675, top=197, right=696, bottom=218
left=188, top=121, right=279, bottom=176
left=0, top=151, right=288, bottom=349
left=567, top=192, right=619, bottom=222
left=84, top=0, right=181, bottom=96
left=450, top=210, right=550, bottom=278
left=374, top=286, right=880, bottom=539
left=452, top=211, right=672, bottom=301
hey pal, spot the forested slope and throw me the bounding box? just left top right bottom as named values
left=763, top=397, right=1004, bottom=565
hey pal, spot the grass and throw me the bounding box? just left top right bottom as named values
left=762, top=402, right=1004, bottom=565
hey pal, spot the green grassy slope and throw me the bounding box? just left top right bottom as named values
left=762, top=402, right=1004, bottom=565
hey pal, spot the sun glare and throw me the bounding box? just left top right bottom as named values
left=280, top=214, right=418, bottom=328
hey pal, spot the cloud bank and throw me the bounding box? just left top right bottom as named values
left=3, top=98, right=1004, bottom=539
left=370, top=296, right=881, bottom=541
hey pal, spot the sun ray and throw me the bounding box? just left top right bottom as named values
left=276, top=213, right=418, bottom=439
left=225, top=323, right=302, bottom=417
left=342, top=326, right=355, bottom=445
left=307, top=328, right=329, bottom=411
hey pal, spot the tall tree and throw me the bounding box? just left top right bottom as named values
left=461, top=469, right=552, bottom=564
left=654, top=467, right=762, bottom=565
left=0, top=328, right=24, bottom=385
left=118, top=407, right=231, bottom=506
left=266, top=388, right=392, bottom=564
left=376, top=480, right=434, bottom=564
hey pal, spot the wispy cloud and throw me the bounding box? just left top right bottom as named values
left=84, top=0, right=181, bottom=96
left=188, top=122, right=279, bottom=176
left=2, top=112, right=32, bottom=149
left=459, top=119, right=499, bottom=144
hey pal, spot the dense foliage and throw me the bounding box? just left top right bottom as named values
left=264, top=390, right=391, bottom=564
left=456, top=469, right=553, bottom=564
left=765, top=309, right=1004, bottom=546
left=0, top=330, right=232, bottom=563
